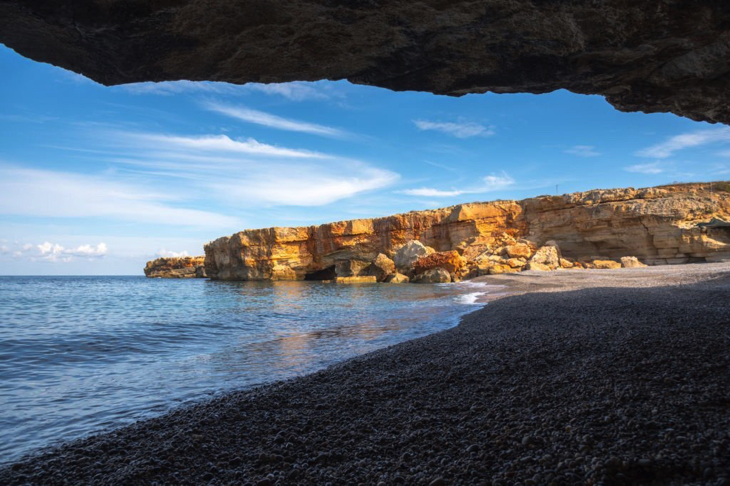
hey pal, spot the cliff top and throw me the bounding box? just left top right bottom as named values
left=206, top=181, right=729, bottom=246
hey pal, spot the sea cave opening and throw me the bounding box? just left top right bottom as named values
left=304, top=266, right=337, bottom=281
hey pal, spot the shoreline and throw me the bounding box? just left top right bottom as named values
left=2, top=263, right=730, bottom=484
left=471, top=262, right=730, bottom=303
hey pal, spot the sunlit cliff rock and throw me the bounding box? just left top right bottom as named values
left=202, top=182, right=730, bottom=282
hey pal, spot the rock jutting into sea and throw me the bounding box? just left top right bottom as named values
left=199, top=182, right=730, bottom=282
left=144, top=257, right=207, bottom=279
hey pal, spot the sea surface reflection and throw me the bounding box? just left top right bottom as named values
left=0, top=276, right=493, bottom=463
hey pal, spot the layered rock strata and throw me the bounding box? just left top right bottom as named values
left=144, top=256, right=207, bottom=278
left=2, top=1, right=730, bottom=124
left=204, top=183, right=730, bottom=282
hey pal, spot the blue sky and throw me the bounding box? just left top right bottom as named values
left=1, top=44, right=729, bottom=275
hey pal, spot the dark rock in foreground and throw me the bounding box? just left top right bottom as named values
left=2, top=268, right=729, bottom=485
left=1, top=1, right=730, bottom=124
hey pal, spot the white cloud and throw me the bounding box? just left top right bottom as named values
left=72, top=243, right=109, bottom=257
left=203, top=101, right=346, bottom=138
left=413, top=120, right=495, bottom=138
left=401, top=188, right=464, bottom=197
left=37, top=241, right=108, bottom=262
left=400, top=173, right=514, bottom=198
left=94, top=129, right=399, bottom=207
left=245, top=82, right=331, bottom=101
left=718, top=150, right=730, bottom=158
left=565, top=145, right=600, bottom=157
left=423, top=160, right=460, bottom=173
left=118, top=80, right=243, bottom=96
left=1, top=122, right=399, bottom=235
left=476, top=173, right=516, bottom=191
left=119, top=80, right=332, bottom=101
left=636, top=127, right=730, bottom=158
left=123, top=132, right=325, bottom=158
left=1, top=243, right=36, bottom=259
left=624, top=162, right=665, bottom=174
left=0, top=166, right=240, bottom=228
left=212, top=164, right=399, bottom=206
left=157, top=249, right=191, bottom=258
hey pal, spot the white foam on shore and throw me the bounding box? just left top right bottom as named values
left=454, top=291, right=487, bottom=305
left=451, top=281, right=506, bottom=305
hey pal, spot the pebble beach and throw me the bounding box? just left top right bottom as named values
left=2, top=263, right=729, bottom=485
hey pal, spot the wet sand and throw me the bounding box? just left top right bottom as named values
left=2, top=263, right=730, bottom=485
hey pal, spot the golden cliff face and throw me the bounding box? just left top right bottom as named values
left=204, top=201, right=524, bottom=281
left=523, top=183, right=730, bottom=265
left=203, top=183, right=730, bottom=281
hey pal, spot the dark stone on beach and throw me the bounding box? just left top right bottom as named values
left=1, top=268, right=729, bottom=484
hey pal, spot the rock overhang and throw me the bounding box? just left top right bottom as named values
left=0, top=0, right=729, bottom=124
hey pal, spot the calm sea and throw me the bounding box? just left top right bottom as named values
left=0, top=276, right=495, bottom=463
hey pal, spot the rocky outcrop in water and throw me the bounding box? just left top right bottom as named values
left=204, top=183, right=730, bottom=282
left=144, top=257, right=206, bottom=279
left=1, top=1, right=729, bottom=124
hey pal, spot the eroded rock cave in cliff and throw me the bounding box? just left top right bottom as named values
left=1, top=1, right=729, bottom=124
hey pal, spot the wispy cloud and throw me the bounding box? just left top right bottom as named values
left=401, top=188, right=465, bottom=197
left=624, top=162, right=665, bottom=174
left=245, top=82, right=331, bottom=101
left=0, top=166, right=241, bottom=228
left=119, top=80, right=333, bottom=101
left=90, top=129, right=399, bottom=207
left=116, top=132, right=325, bottom=158
left=423, top=160, right=461, bottom=173
left=413, top=120, right=496, bottom=138
left=636, top=127, right=730, bottom=158
left=564, top=145, right=600, bottom=157
left=400, top=173, right=514, bottom=197
left=212, top=164, right=398, bottom=206
left=118, top=81, right=245, bottom=96
left=203, top=101, right=347, bottom=138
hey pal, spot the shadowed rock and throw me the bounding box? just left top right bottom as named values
left=1, top=1, right=729, bottom=123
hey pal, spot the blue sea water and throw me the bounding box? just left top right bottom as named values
left=0, top=276, right=493, bottom=463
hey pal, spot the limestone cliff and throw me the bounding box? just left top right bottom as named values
left=204, top=183, right=730, bottom=281
left=522, top=183, right=730, bottom=265
left=144, top=256, right=207, bottom=279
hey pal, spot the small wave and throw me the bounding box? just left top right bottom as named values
left=454, top=291, right=487, bottom=305
left=455, top=281, right=506, bottom=290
